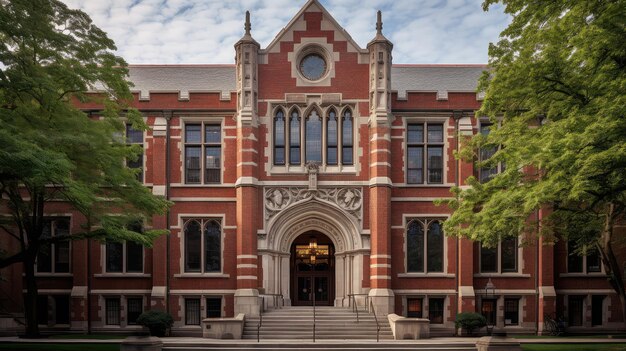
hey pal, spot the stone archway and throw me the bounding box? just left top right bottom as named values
left=258, top=194, right=368, bottom=307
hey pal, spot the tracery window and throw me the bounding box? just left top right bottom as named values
left=406, top=219, right=444, bottom=273
left=184, top=219, right=221, bottom=273
left=274, top=106, right=354, bottom=168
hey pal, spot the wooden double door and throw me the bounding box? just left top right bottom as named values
left=290, top=232, right=335, bottom=306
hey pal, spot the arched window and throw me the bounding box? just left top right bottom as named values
left=342, top=109, right=353, bottom=165
left=326, top=109, right=338, bottom=165
left=184, top=220, right=202, bottom=272
left=426, top=221, right=444, bottom=272
left=305, top=109, right=322, bottom=162
left=274, top=110, right=285, bottom=165
left=406, top=220, right=424, bottom=272
left=184, top=219, right=222, bottom=273
left=406, top=219, right=444, bottom=273
left=289, top=110, right=301, bottom=165
left=204, top=220, right=221, bottom=272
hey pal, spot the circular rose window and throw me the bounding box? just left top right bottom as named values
left=299, top=54, right=327, bottom=81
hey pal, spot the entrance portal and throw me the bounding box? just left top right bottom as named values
left=290, top=232, right=335, bottom=306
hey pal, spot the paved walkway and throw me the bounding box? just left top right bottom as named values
left=1, top=336, right=626, bottom=345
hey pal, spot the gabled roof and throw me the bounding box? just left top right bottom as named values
left=263, top=0, right=366, bottom=54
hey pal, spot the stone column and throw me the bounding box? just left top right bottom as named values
left=537, top=208, right=556, bottom=334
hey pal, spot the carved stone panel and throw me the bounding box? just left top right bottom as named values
left=264, top=187, right=362, bottom=223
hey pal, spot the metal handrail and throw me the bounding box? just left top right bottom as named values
left=257, top=296, right=264, bottom=342
left=312, top=286, right=316, bottom=342
left=369, top=300, right=381, bottom=342
left=348, top=294, right=360, bottom=323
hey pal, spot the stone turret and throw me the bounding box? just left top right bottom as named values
left=367, top=10, right=393, bottom=127
left=234, top=11, right=260, bottom=127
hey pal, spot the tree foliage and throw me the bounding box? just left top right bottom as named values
left=0, top=0, right=170, bottom=336
left=441, top=0, right=626, bottom=325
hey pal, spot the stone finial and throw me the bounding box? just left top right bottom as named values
left=376, top=10, right=382, bottom=34
left=245, top=10, right=251, bottom=35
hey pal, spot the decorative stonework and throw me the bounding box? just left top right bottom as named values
left=264, top=187, right=362, bottom=222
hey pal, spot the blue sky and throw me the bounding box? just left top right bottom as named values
left=62, top=0, right=511, bottom=64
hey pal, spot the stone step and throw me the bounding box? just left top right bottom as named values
left=164, top=342, right=476, bottom=351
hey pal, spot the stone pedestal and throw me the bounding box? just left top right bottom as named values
left=368, top=288, right=394, bottom=316
left=234, top=288, right=260, bottom=317
left=476, top=331, right=522, bottom=351
left=202, top=313, right=245, bottom=339
left=388, top=314, right=430, bottom=339
left=120, top=335, right=163, bottom=351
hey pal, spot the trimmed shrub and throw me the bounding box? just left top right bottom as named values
left=136, top=310, right=174, bottom=337
left=455, top=312, right=487, bottom=336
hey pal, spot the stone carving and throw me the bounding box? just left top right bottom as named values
left=305, top=161, right=319, bottom=190
left=264, top=187, right=362, bottom=223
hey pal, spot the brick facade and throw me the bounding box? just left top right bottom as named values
left=1, top=0, right=624, bottom=336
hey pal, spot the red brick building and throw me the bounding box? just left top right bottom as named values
left=2, top=0, right=624, bottom=336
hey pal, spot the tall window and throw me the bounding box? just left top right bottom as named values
left=407, top=123, right=444, bottom=184
left=406, top=219, right=444, bottom=273
left=105, top=297, right=121, bottom=325
left=106, top=241, right=143, bottom=273
left=185, top=298, right=201, bottom=325
left=274, top=110, right=286, bottom=165
left=342, top=109, right=353, bottom=165
left=37, top=218, right=70, bottom=273
left=305, top=109, right=322, bottom=162
left=185, top=123, right=221, bottom=184
left=480, top=237, right=518, bottom=273
left=289, top=110, right=301, bottom=165
left=126, top=124, right=144, bottom=181
left=479, top=122, right=505, bottom=183
left=567, top=241, right=601, bottom=273
left=326, top=110, right=338, bottom=165
left=184, top=219, right=221, bottom=273
left=273, top=106, right=354, bottom=167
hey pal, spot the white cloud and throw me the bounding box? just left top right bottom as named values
left=62, top=0, right=511, bottom=64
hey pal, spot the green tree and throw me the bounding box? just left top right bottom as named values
left=440, top=0, right=626, bottom=326
left=0, top=0, right=170, bottom=337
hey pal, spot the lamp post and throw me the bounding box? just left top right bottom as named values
left=484, top=278, right=496, bottom=335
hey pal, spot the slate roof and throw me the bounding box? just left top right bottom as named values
left=123, top=64, right=486, bottom=101
left=127, top=65, right=236, bottom=101
left=391, top=65, right=487, bottom=99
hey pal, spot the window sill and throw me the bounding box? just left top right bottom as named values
left=173, top=273, right=230, bottom=278
left=474, top=273, right=530, bottom=278
left=33, top=273, right=73, bottom=277
left=559, top=273, right=606, bottom=278
left=398, top=273, right=455, bottom=278
left=395, top=183, right=454, bottom=188
left=170, top=183, right=228, bottom=188
left=269, top=165, right=357, bottom=175
left=94, top=273, right=151, bottom=278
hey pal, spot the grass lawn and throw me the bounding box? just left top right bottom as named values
left=0, top=344, right=118, bottom=351
left=522, top=344, right=626, bottom=351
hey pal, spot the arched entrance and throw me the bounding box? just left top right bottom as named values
left=259, top=195, right=368, bottom=307
left=290, top=232, right=335, bottom=306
